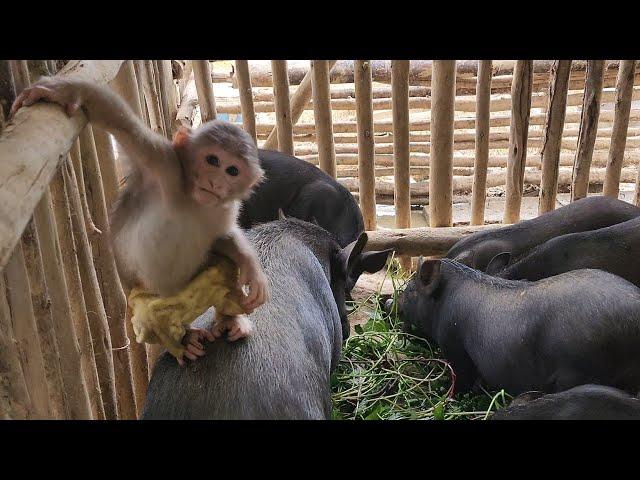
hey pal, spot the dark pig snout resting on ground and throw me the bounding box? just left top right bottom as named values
left=142, top=218, right=391, bottom=419
left=445, top=196, right=640, bottom=272
left=491, top=384, right=640, bottom=420
left=493, top=216, right=640, bottom=286
left=397, top=258, right=640, bottom=395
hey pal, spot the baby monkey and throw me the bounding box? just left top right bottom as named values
left=12, top=76, right=269, bottom=366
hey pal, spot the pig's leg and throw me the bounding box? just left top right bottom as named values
left=211, top=312, right=254, bottom=342
left=445, top=349, right=479, bottom=394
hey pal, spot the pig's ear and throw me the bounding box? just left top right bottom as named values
left=358, top=249, right=393, bottom=274
left=454, top=250, right=474, bottom=267
left=419, top=259, right=441, bottom=293
left=339, top=232, right=368, bottom=273
left=486, top=252, right=511, bottom=275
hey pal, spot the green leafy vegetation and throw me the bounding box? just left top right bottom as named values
left=331, top=256, right=511, bottom=420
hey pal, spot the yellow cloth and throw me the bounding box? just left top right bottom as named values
left=128, top=255, right=247, bottom=359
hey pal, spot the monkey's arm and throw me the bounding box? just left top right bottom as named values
left=11, top=77, right=181, bottom=195
left=213, top=227, right=269, bottom=312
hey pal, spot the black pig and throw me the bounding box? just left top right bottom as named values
left=445, top=196, right=640, bottom=271
left=240, top=149, right=364, bottom=248
left=398, top=258, right=640, bottom=395
left=240, top=149, right=388, bottom=297
left=491, top=384, right=640, bottom=420
left=142, top=218, right=391, bottom=419
left=492, top=216, right=640, bottom=286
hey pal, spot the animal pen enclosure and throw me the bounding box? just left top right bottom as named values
left=0, top=59, right=638, bottom=419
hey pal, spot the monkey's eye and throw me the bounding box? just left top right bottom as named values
left=205, top=155, right=220, bottom=167
left=226, top=166, right=239, bottom=177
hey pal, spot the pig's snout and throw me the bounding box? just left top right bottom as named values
left=383, top=298, right=395, bottom=314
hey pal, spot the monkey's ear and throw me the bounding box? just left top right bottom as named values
left=172, top=126, right=193, bottom=148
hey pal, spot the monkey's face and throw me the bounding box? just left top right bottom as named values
left=186, top=143, right=262, bottom=205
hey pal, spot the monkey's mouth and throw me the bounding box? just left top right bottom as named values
left=197, top=186, right=221, bottom=200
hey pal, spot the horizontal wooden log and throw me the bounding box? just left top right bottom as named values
left=365, top=224, right=501, bottom=256
left=299, top=149, right=640, bottom=168
left=236, top=60, right=616, bottom=88
left=294, top=132, right=640, bottom=156
left=340, top=167, right=638, bottom=197
left=241, top=68, right=628, bottom=104
left=295, top=126, right=640, bottom=146
left=0, top=60, right=123, bottom=270
left=217, top=84, right=640, bottom=115
left=256, top=108, right=640, bottom=136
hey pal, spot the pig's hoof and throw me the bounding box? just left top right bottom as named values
left=211, top=315, right=253, bottom=342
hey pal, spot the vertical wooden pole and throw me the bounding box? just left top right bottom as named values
left=8, top=60, right=29, bottom=93
left=49, top=169, right=105, bottom=420
left=21, top=220, right=66, bottom=419
left=391, top=60, right=411, bottom=272
left=64, top=160, right=118, bottom=419
left=33, top=191, right=93, bottom=419
left=0, top=60, right=13, bottom=125
left=79, top=126, right=138, bottom=419
left=355, top=60, right=377, bottom=231
left=157, top=60, right=177, bottom=138
left=132, top=60, right=150, bottom=126
left=193, top=60, right=217, bottom=123
left=311, top=60, right=337, bottom=178
left=271, top=60, right=294, bottom=155
left=92, top=129, right=119, bottom=211
left=12, top=59, right=93, bottom=419
left=235, top=60, right=257, bottom=144
left=3, top=59, right=65, bottom=419
left=571, top=60, right=605, bottom=202
left=4, top=245, right=50, bottom=418
left=263, top=61, right=337, bottom=151
left=538, top=60, right=572, bottom=214
left=112, top=61, right=144, bottom=120
left=430, top=60, right=456, bottom=228
left=503, top=60, right=533, bottom=224
left=0, top=276, right=31, bottom=419
left=604, top=60, right=637, bottom=198
left=470, top=60, right=492, bottom=226
left=140, top=60, right=166, bottom=135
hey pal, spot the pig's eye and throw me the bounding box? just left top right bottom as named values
left=226, top=166, right=239, bottom=177
left=206, top=155, right=220, bottom=166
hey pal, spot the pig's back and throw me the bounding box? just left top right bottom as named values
left=142, top=231, right=341, bottom=419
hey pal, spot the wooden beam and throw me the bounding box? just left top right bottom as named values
left=571, top=60, right=606, bottom=202
left=0, top=60, right=123, bottom=271
left=538, top=60, right=572, bottom=214
left=311, top=60, right=336, bottom=178
left=234, top=60, right=257, bottom=144
left=262, top=61, right=338, bottom=150
left=365, top=224, right=501, bottom=257
left=354, top=60, right=377, bottom=231
left=471, top=60, right=492, bottom=225
left=429, top=60, right=456, bottom=228
left=391, top=60, right=411, bottom=272
left=270, top=60, right=294, bottom=154
left=503, top=60, right=533, bottom=224
left=192, top=60, right=217, bottom=123
left=604, top=60, right=637, bottom=198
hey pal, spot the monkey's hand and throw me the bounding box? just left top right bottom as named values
left=237, top=258, right=269, bottom=313
left=177, top=327, right=215, bottom=367
left=11, top=77, right=86, bottom=117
